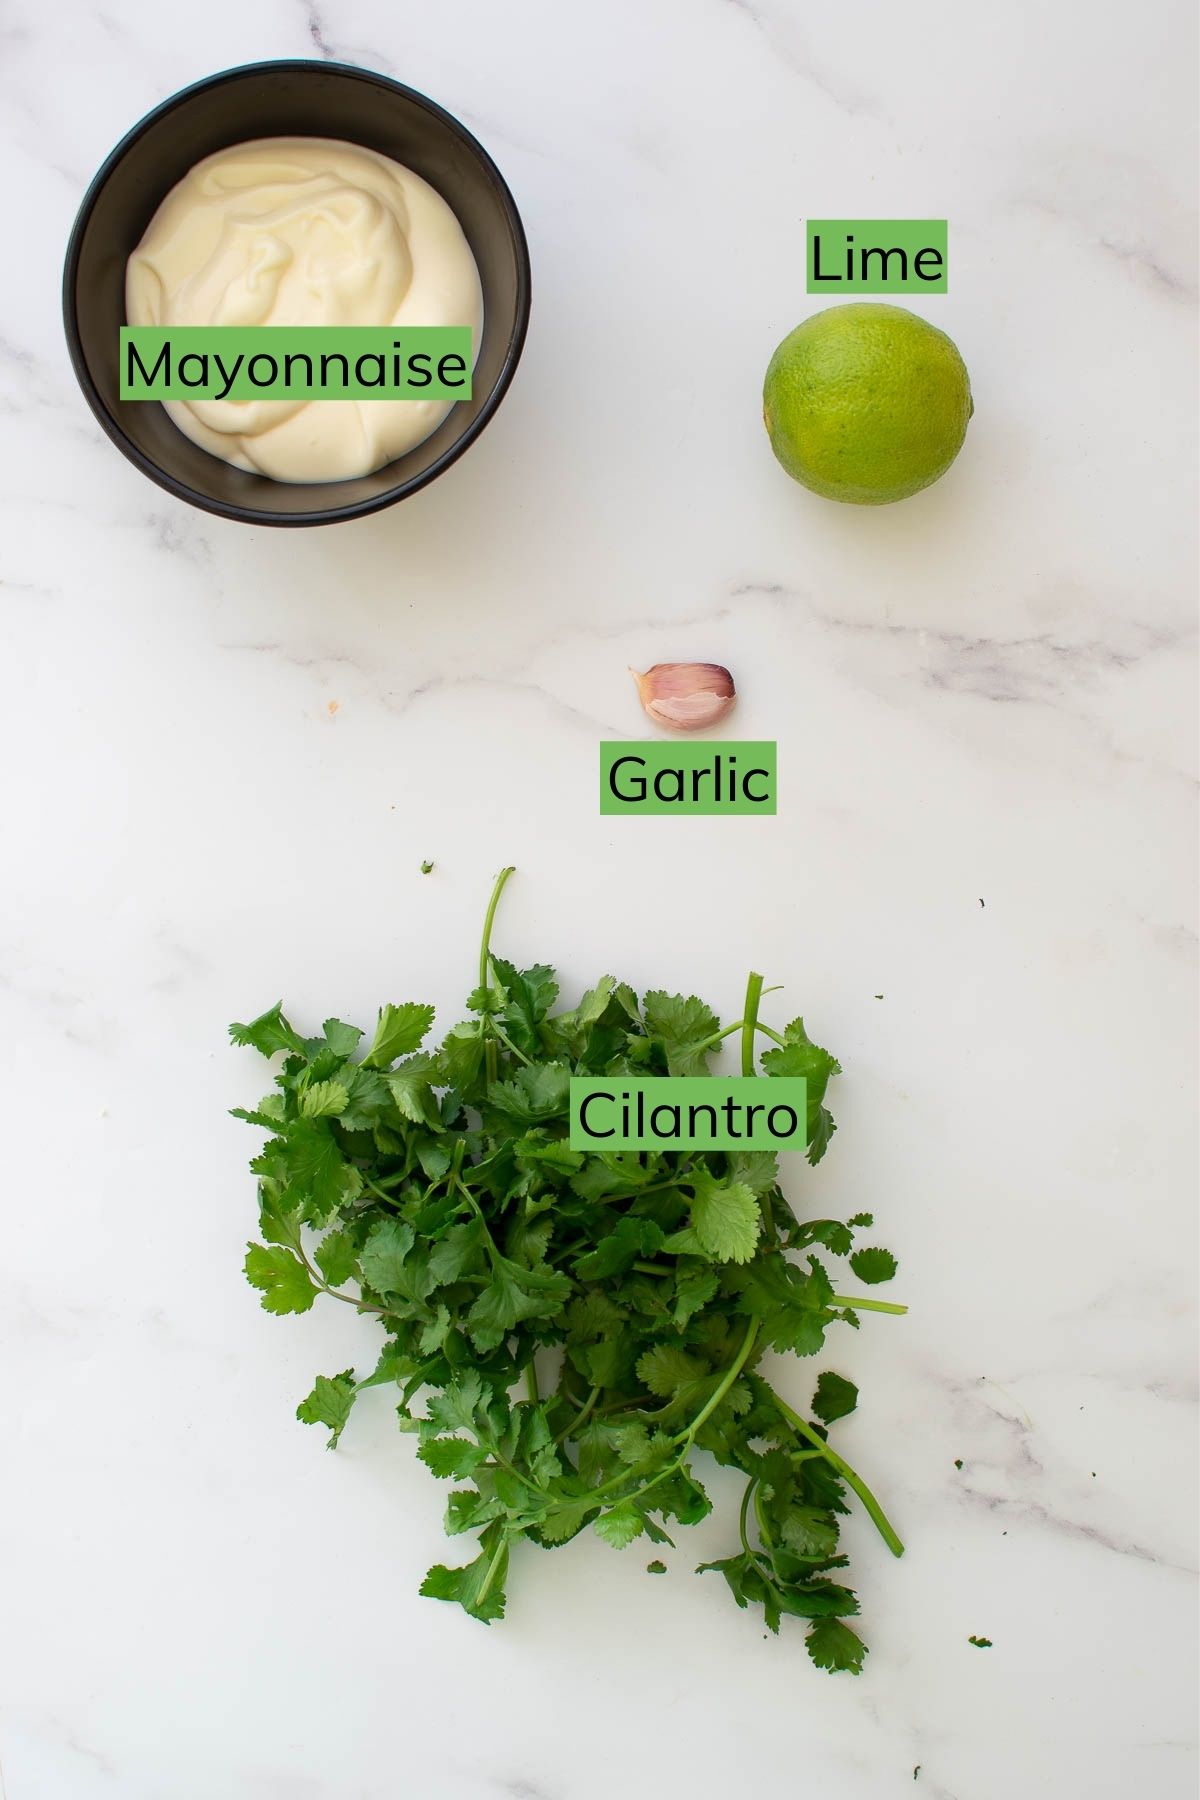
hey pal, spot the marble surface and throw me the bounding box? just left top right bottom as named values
left=2, top=2, right=1197, bottom=1796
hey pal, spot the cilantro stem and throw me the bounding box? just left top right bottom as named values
left=283, top=1227, right=392, bottom=1319
left=360, top=1171, right=403, bottom=1207
left=769, top=1392, right=905, bottom=1558
left=316, top=1278, right=387, bottom=1315
left=623, top=1170, right=699, bottom=1200
left=546, top=1319, right=763, bottom=1528
left=479, top=866, right=516, bottom=1087
left=752, top=1480, right=775, bottom=1550
left=474, top=1532, right=508, bottom=1607
left=737, top=1480, right=786, bottom=1590
left=741, top=973, right=765, bottom=1079
left=740, top=972, right=776, bottom=1244
left=490, top=1018, right=534, bottom=1065
left=525, top=1361, right=541, bottom=1404
left=479, top=866, right=516, bottom=990
left=831, top=1294, right=908, bottom=1315
left=738, top=1479, right=757, bottom=1557
left=694, top=1019, right=745, bottom=1052
left=451, top=1170, right=503, bottom=1270
left=587, top=1323, right=764, bottom=1522
left=554, top=1384, right=601, bottom=1444
left=479, top=1452, right=549, bottom=1499
left=675, top=1316, right=760, bottom=1445
left=592, top=1395, right=652, bottom=1418
left=692, top=989, right=785, bottom=1060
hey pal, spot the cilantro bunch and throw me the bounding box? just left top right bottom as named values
left=233, top=868, right=905, bottom=1673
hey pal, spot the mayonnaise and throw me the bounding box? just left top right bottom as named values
left=125, top=138, right=483, bottom=483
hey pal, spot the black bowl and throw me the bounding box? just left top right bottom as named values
left=63, top=60, right=531, bottom=526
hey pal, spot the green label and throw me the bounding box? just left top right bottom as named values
left=600, top=742, right=776, bottom=815
left=119, top=327, right=473, bottom=401
left=806, top=220, right=947, bottom=293
left=569, top=1077, right=808, bottom=1150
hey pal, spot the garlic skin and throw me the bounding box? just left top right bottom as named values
left=631, top=663, right=737, bottom=732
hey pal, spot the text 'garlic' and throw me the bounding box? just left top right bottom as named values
left=631, top=663, right=737, bottom=732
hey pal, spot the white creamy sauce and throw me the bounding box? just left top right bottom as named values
left=125, top=137, right=484, bottom=483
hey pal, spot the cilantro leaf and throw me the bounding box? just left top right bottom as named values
left=612, top=1424, right=678, bottom=1475
left=697, top=1551, right=781, bottom=1628
left=513, top=1133, right=584, bottom=1179
left=636, top=1344, right=709, bottom=1400
left=490, top=957, right=559, bottom=1056
left=760, top=1016, right=840, bottom=1097
left=572, top=1335, right=633, bottom=1389
left=593, top=1503, right=645, bottom=1549
left=444, top=1488, right=505, bottom=1537
left=230, top=1003, right=305, bottom=1058
left=425, top=1373, right=489, bottom=1435
left=386, top=1054, right=443, bottom=1127
left=565, top=1291, right=626, bottom=1341
left=781, top=1505, right=840, bottom=1559
left=313, top=1228, right=359, bottom=1288
left=573, top=1216, right=664, bottom=1281
left=806, top=1107, right=838, bottom=1166
left=813, top=1372, right=859, bottom=1424
left=774, top=1579, right=859, bottom=1619
left=466, top=983, right=506, bottom=1015
left=537, top=1500, right=596, bottom=1545
left=244, top=1243, right=316, bottom=1315
left=687, top=1167, right=761, bottom=1264
left=420, top=1527, right=509, bottom=1623
left=726, top=1150, right=779, bottom=1195
left=673, top=1263, right=719, bottom=1326
left=363, top=1002, right=436, bottom=1068
left=486, top=1063, right=570, bottom=1122
left=439, top=1022, right=486, bottom=1092
left=296, top=1370, right=356, bottom=1447
left=799, top=1219, right=854, bottom=1257
left=729, top=1255, right=835, bottom=1355
left=760, top=1017, right=840, bottom=1163
left=427, top=1219, right=487, bottom=1286
left=418, top=1437, right=487, bottom=1480
left=299, top=1078, right=349, bottom=1119
left=553, top=974, right=617, bottom=1043
left=230, top=1095, right=287, bottom=1132
left=806, top=1617, right=868, bottom=1674
left=848, top=1247, right=898, bottom=1285
left=357, top=1340, right=419, bottom=1392
left=321, top=1019, right=363, bottom=1058
left=569, top=1152, right=663, bottom=1201
left=465, top=1259, right=571, bottom=1352
left=255, top=1118, right=361, bottom=1224
left=337, top=1066, right=392, bottom=1130
left=359, top=1219, right=415, bottom=1296
left=642, top=992, right=720, bottom=1076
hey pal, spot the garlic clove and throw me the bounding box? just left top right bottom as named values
left=631, top=663, right=736, bottom=732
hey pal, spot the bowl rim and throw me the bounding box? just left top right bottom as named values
left=61, top=57, right=532, bottom=528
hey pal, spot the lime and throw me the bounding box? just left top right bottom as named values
left=763, top=303, right=973, bottom=504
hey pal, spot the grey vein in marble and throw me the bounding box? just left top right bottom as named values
left=720, top=0, right=887, bottom=120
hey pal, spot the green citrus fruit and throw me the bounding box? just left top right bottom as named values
left=763, top=302, right=973, bottom=504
